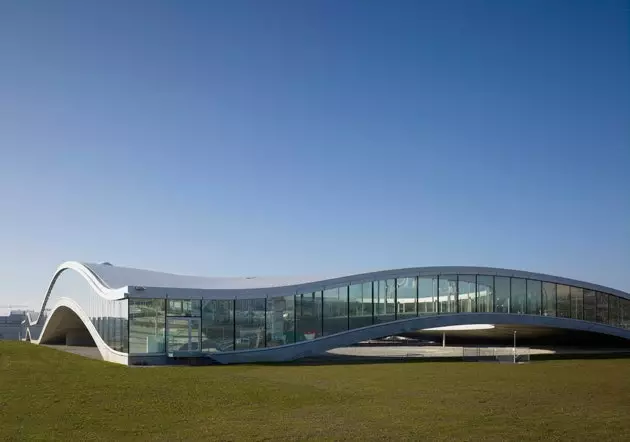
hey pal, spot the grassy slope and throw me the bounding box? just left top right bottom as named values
left=1, top=342, right=630, bottom=441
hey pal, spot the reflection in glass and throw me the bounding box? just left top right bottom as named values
left=477, top=275, right=494, bottom=313
left=201, top=299, right=234, bottom=352
left=296, top=291, right=322, bottom=341
left=166, top=317, right=200, bottom=352
left=323, top=287, right=348, bottom=335
left=234, top=298, right=266, bottom=350
left=570, top=287, right=584, bottom=320
left=374, top=279, right=396, bottom=323
left=266, top=295, right=295, bottom=347
left=609, top=295, right=620, bottom=327
left=397, top=277, right=417, bottom=318
left=511, top=278, right=526, bottom=314
left=129, top=298, right=165, bottom=354
left=418, top=277, right=437, bottom=314
left=457, top=275, right=476, bottom=313
left=542, top=282, right=556, bottom=316
left=167, top=299, right=201, bottom=317
left=349, top=282, right=373, bottom=328
left=621, top=298, right=630, bottom=329
left=494, top=277, right=510, bottom=313
left=439, top=275, right=457, bottom=313
left=526, top=280, right=541, bottom=315
left=556, top=285, right=571, bottom=318
left=583, top=290, right=596, bottom=322
left=596, top=292, right=609, bottom=324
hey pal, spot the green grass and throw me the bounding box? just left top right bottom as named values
left=2, top=342, right=630, bottom=441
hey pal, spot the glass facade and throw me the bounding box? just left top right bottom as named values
left=397, top=277, right=417, bottom=318
left=439, top=275, right=457, bottom=313
left=526, top=279, right=542, bottom=315
left=511, top=278, right=527, bottom=314
left=418, top=277, right=437, bottom=314
left=457, top=275, right=476, bottom=313
left=43, top=269, right=629, bottom=357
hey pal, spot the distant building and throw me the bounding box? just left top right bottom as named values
left=0, top=310, right=30, bottom=340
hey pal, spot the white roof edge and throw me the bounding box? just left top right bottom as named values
left=76, top=262, right=630, bottom=300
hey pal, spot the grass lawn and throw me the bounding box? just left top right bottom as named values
left=1, top=342, right=630, bottom=441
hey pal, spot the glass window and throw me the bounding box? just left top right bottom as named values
left=583, top=290, right=596, bottom=322
left=457, top=275, right=476, bottom=313
left=397, top=277, right=417, bottom=318
left=234, top=298, right=266, bottom=350
left=201, top=299, right=234, bottom=352
left=511, top=278, right=526, bottom=314
left=166, top=317, right=201, bottom=352
left=167, top=299, right=201, bottom=317
left=266, top=295, right=294, bottom=347
left=556, top=285, right=571, bottom=318
left=439, top=275, right=457, bottom=314
left=609, top=296, right=620, bottom=327
left=129, top=298, right=165, bottom=354
left=375, top=279, right=396, bottom=323
left=323, top=286, right=348, bottom=335
left=596, top=292, right=609, bottom=324
left=418, top=277, right=437, bottom=314
left=526, top=280, right=541, bottom=315
left=542, top=282, right=556, bottom=316
left=349, top=282, right=373, bottom=328
left=494, top=277, right=510, bottom=313
left=621, top=298, right=630, bottom=329
left=477, top=275, right=494, bottom=313
left=296, top=291, right=322, bottom=341
left=570, top=287, right=584, bottom=320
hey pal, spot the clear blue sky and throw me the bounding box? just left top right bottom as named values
left=1, top=0, right=629, bottom=311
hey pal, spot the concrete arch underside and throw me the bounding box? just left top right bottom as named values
left=31, top=298, right=128, bottom=365
left=207, top=313, right=630, bottom=364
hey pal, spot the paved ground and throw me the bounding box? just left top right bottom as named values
left=42, top=345, right=102, bottom=360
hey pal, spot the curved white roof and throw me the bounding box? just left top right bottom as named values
left=82, top=262, right=338, bottom=291
left=79, top=262, right=630, bottom=300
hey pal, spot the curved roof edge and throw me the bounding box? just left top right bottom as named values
left=78, top=261, right=630, bottom=301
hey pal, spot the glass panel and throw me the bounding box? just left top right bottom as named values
left=457, top=275, right=476, bottom=313
left=266, top=295, right=295, bottom=347
left=418, top=277, right=438, bottom=314
left=526, top=280, right=541, bottom=315
left=542, top=282, right=556, bottom=317
left=494, top=277, right=510, bottom=313
left=296, top=291, right=322, bottom=341
left=583, top=290, right=596, bottom=322
left=129, top=298, right=165, bottom=354
left=323, top=286, right=348, bottom=335
left=622, top=298, right=630, bottom=329
left=166, top=317, right=200, bottom=352
left=511, top=278, right=526, bottom=314
left=397, top=277, right=417, bottom=318
left=570, top=287, right=584, bottom=320
left=201, top=299, right=234, bottom=352
left=556, top=285, right=571, bottom=319
left=234, top=298, right=266, bottom=350
left=374, top=279, right=396, bottom=323
left=476, top=275, right=494, bottom=313
left=439, top=275, right=457, bottom=314
left=609, top=296, right=620, bottom=327
left=596, top=292, right=609, bottom=324
left=167, top=299, right=201, bottom=317
left=349, top=282, right=373, bottom=328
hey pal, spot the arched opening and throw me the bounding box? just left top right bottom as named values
left=38, top=306, right=97, bottom=347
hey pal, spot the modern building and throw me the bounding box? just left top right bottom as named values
left=0, top=310, right=30, bottom=340
left=23, top=261, right=630, bottom=365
